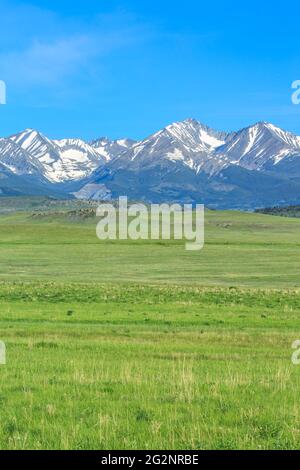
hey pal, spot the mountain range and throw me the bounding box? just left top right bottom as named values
left=1, top=119, right=300, bottom=209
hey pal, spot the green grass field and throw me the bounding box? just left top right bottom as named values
left=0, top=205, right=300, bottom=449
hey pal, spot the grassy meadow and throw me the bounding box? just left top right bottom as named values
left=0, top=202, right=300, bottom=449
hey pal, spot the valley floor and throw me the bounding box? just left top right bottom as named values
left=0, top=206, right=299, bottom=449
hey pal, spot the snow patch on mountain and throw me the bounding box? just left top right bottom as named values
left=2, top=119, right=300, bottom=201
left=216, top=122, right=300, bottom=171
left=9, top=130, right=108, bottom=183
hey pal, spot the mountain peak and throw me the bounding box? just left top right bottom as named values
left=163, top=118, right=227, bottom=151
left=90, top=136, right=111, bottom=147
left=251, top=122, right=300, bottom=148
left=22, top=128, right=36, bottom=134
left=167, top=117, right=213, bottom=131
left=10, top=128, right=52, bottom=148
left=1, top=120, right=300, bottom=208
left=182, top=117, right=201, bottom=126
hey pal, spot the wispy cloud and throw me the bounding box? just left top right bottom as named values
left=0, top=2, right=151, bottom=103
left=2, top=36, right=96, bottom=86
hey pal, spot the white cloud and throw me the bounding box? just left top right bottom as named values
left=0, top=3, right=150, bottom=93
left=1, top=36, right=96, bottom=86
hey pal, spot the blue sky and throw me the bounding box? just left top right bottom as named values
left=0, top=0, right=300, bottom=140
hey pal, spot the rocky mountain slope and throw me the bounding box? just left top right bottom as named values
left=1, top=119, right=300, bottom=209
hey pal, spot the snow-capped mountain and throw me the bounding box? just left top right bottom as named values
left=0, top=137, right=45, bottom=176
left=6, top=129, right=137, bottom=184
left=90, top=137, right=136, bottom=162
left=84, top=119, right=300, bottom=208
left=9, top=129, right=107, bottom=183
left=92, top=119, right=228, bottom=179
left=88, top=119, right=300, bottom=180
left=1, top=119, right=300, bottom=208
left=216, top=122, right=300, bottom=171
left=120, top=118, right=226, bottom=167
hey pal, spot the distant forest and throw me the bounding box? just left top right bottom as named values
left=255, top=205, right=300, bottom=218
